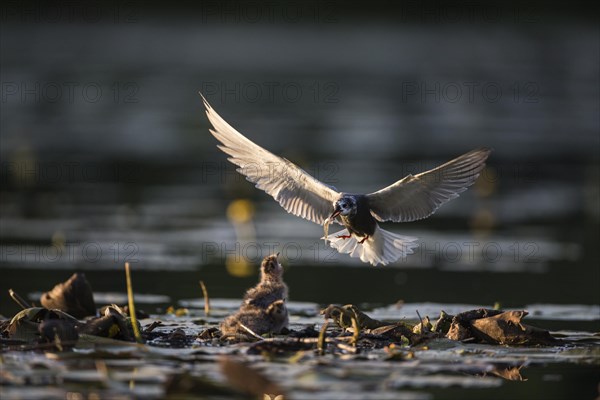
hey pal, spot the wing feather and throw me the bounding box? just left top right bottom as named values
left=366, top=148, right=491, bottom=222
left=202, top=94, right=340, bottom=224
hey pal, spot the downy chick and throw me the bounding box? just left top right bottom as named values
left=220, top=299, right=287, bottom=340
left=243, top=253, right=288, bottom=309
left=220, top=254, right=289, bottom=340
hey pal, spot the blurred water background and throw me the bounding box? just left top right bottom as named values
left=1, top=2, right=599, bottom=319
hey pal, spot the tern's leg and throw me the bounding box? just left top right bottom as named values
left=358, top=235, right=369, bottom=244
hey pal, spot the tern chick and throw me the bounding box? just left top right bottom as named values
left=220, top=299, right=288, bottom=340
left=243, top=253, right=288, bottom=309
left=203, top=95, right=491, bottom=266
left=220, top=254, right=289, bottom=339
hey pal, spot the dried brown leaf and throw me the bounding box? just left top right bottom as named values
left=40, top=273, right=96, bottom=319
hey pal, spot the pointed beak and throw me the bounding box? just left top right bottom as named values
left=329, top=206, right=341, bottom=220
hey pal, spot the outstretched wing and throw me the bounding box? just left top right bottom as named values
left=366, top=148, right=491, bottom=222
left=202, top=94, right=340, bottom=225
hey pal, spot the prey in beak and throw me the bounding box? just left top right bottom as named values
left=329, top=205, right=342, bottom=220
left=323, top=205, right=341, bottom=241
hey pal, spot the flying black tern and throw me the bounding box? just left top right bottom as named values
left=202, top=95, right=491, bottom=266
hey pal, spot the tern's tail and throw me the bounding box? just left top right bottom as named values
left=323, top=225, right=418, bottom=266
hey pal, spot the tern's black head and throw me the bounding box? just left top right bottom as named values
left=330, top=196, right=357, bottom=219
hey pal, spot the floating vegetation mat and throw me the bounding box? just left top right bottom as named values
left=1, top=274, right=599, bottom=399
